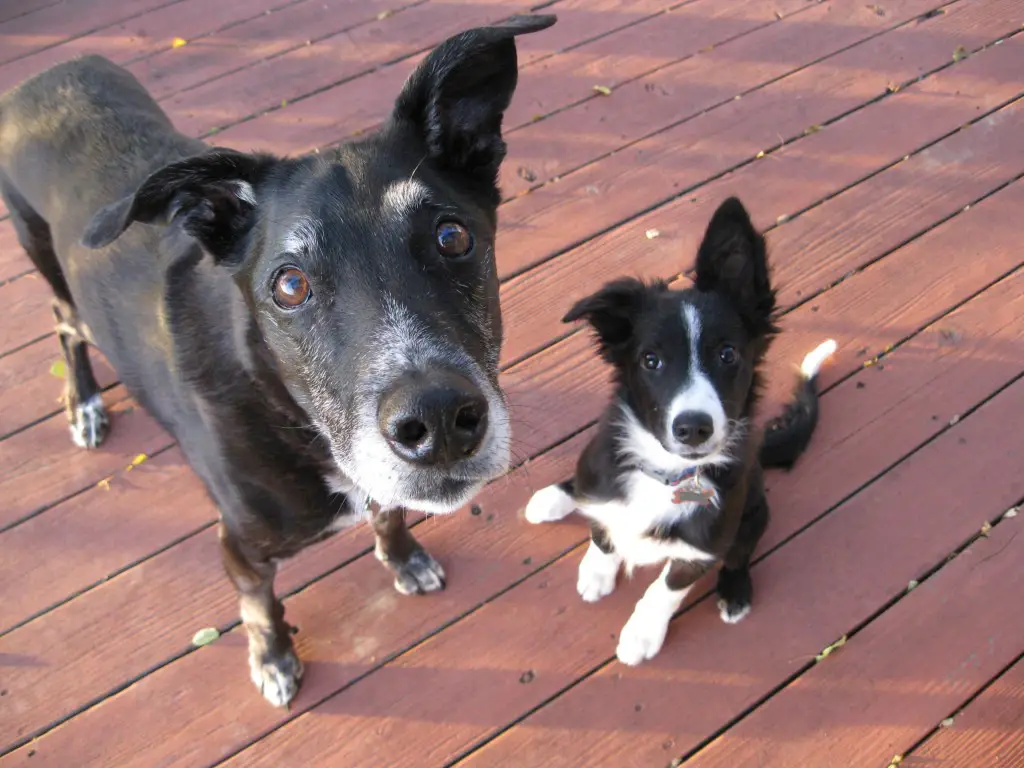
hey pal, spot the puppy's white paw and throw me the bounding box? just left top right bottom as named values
left=391, top=549, right=447, bottom=595
left=576, top=544, right=619, bottom=603
left=524, top=484, right=576, bottom=524
left=615, top=608, right=670, bottom=666
left=717, top=598, right=752, bottom=625
left=249, top=647, right=304, bottom=708
left=69, top=394, right=109, bottom=450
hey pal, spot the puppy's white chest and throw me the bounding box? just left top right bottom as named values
left=579, top=475, right=716, bottom=568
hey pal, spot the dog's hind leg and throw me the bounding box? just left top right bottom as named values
left=219, top=524, right=303, bottom=708
left=1, top=178, right=108, bottom=447
left=372, top=507, right=446, bottom=595
left=716, top=477, right=770, bottom=624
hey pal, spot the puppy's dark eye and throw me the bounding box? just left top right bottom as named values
left=719, top=345, right=738, bottom=365
left=272, top=267, right=311, bottom=308
left=436, top=220, right=473, bottom=258
left=642, top=352, right=662, bottom=370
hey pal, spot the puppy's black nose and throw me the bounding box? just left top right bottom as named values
left=379, top=371, right=489, bottom=468
left=672, top=411, right=714, bottom=447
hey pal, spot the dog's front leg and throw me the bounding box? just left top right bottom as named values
left=372, top=507, right=446, bottom=595
left=616, top=558, right=713, bottom=666
left=218, top=523, right=303, bottom=708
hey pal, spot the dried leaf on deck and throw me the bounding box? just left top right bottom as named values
left=49, top=360, right=66, bottom=379
left=592, top=85, right=612, bottom=96
left=815, top=635, right=847, bottom=662
left=171, top=37, right=187, bottom=49
left=192, top=627, right=220, bottom=647
left=952, top=45, right=968, bottom=62
left=645, top=229, right=660, bottom=240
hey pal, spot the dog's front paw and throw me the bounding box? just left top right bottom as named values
left=249, top=646, right=303, bottom=708
left=524, top=484, right=575, bottom=524
left=717, top=598, right=752, bottom=624
left=576, top=545, right=619, bottom=603
left=391, top=548, right=447, bottom=595
left=615, top=608, right=670, bottom=666
left=68, top=394, right=109, bottom=449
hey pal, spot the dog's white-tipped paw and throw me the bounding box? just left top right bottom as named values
left=250, top=648, right=303, bottom=708
left=524, top=485, right=576, bottom=524
left=391, top=549, right=446, bottom=595
left=615, top=609, right=670, bottom=666
left=576, top=546, right=619, bottom=603
left=69, top=394, right=109, bottom=450
left=717, top=598, right=752, bottom=624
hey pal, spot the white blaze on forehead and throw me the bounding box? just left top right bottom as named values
left=666, top=303, right=728, bottom=446
left=282, top=216, right=323, bottom=255
left=382, top=179, right=430, bottom=219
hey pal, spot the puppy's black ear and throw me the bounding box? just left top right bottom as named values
left=563, top=278, right=665, bottom=363
left=81, top=149, right=276, bottom=263
left=391, top=15, right=556, bottom=186
left=694, top=197, right=776, bottom=335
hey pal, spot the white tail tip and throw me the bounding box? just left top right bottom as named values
left=800, top=339, right=838, bottom=379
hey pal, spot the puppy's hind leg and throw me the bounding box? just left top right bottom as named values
left=524, top=479, right=578, bottom=524
left=219, top=524, right=303, bottom=708
left=1, top=179, right=107, bottom=447
left=372, top=507, right=446, bottom=595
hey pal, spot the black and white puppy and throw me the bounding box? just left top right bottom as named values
left=0, top=15, right=556, bottom=706
left=525, top=198, right=836, bottom=665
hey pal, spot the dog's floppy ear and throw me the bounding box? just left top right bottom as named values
left=693, top=197, right=776, bottom=335
left=391, top=14, right=556, bottom=185
left=81, top=149, right=277, bottom=263
left=563, top=278, right=665, bottom=363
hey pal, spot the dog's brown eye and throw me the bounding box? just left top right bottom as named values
left=719, top=345, right=737, bottom=365
left=272, top=267, right=311, bottom=308
left=643, top=352, right=662, bottom=370
left=436, top=221, right=473, bottom=258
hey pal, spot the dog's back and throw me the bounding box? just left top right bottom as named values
left=0, top=55, right=201, bottom=235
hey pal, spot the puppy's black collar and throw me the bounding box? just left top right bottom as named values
left=627, top=462, right=699, bottom=487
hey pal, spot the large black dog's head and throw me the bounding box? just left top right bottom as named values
left=82, top=15, right=557, bottom=513
left=564, top=198, right=778, bottom=468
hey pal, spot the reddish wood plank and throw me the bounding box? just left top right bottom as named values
left=213, top=331, right=1024, bottom=768
left=0, top=0, right=288, bottom=94
left=497, top=8, right=1024, bottom=364
left=163, top=0, right=545, bottom=138
left=0, top=1, right=62, bottom=26
left=0, top=0, right=186, bottom=66
left=908, top=658, right=1024, bottom=767
left=440, top=379, right=1024, bottom=768
left=6, top=198, right=1023, bottom=762
left=123, top=0, right=423, bottom=101
left=0, top=220, right=27, bottom=285
left=685, top=515, right=1024, bottom=768
left=0, top=431, right=586, bottom=761
left=0, top=337, right=117, bottom=439
left=0, top=388, right=169, bottom=530
left=215, top=0, right=816, bottom=156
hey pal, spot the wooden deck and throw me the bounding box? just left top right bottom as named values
left=1, top=0, right=1023, bottom=765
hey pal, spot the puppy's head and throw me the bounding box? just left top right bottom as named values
left=564, top=197, right=777, bottom=466
left=81, top=15, right=558, bottom=514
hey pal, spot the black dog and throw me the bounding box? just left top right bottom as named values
left=525, top=198, right=835, bottom=665
left=0, top=14, right=556, bottom=706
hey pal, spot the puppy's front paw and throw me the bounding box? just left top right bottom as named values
left=717, top=598, right=752, bottom=624
left=249, top=646, right=303, bottom=708
left=391, top=548, right=446, bottom=595
left=68, top=394, right=109, bottom=449
left=615, top=608, right=670, bottom=666
left=524, top=484, right=575, bottom=524
left=576, top=545, right=619, bottom=603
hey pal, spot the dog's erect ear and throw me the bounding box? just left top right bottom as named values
left=694, top=197, right=776, bottom=334
left=81, top=149, right=276, bottom=263
left=563, top=278, right=665, bottom=363
left=391, top=15, right=556, bottom=184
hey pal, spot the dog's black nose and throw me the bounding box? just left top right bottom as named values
left=379, top=372, right=489, bottom=467
left=672, top=411, right=714, bottom=447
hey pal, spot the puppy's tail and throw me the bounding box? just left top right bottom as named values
left=759, top=339, right=837, bottom=469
